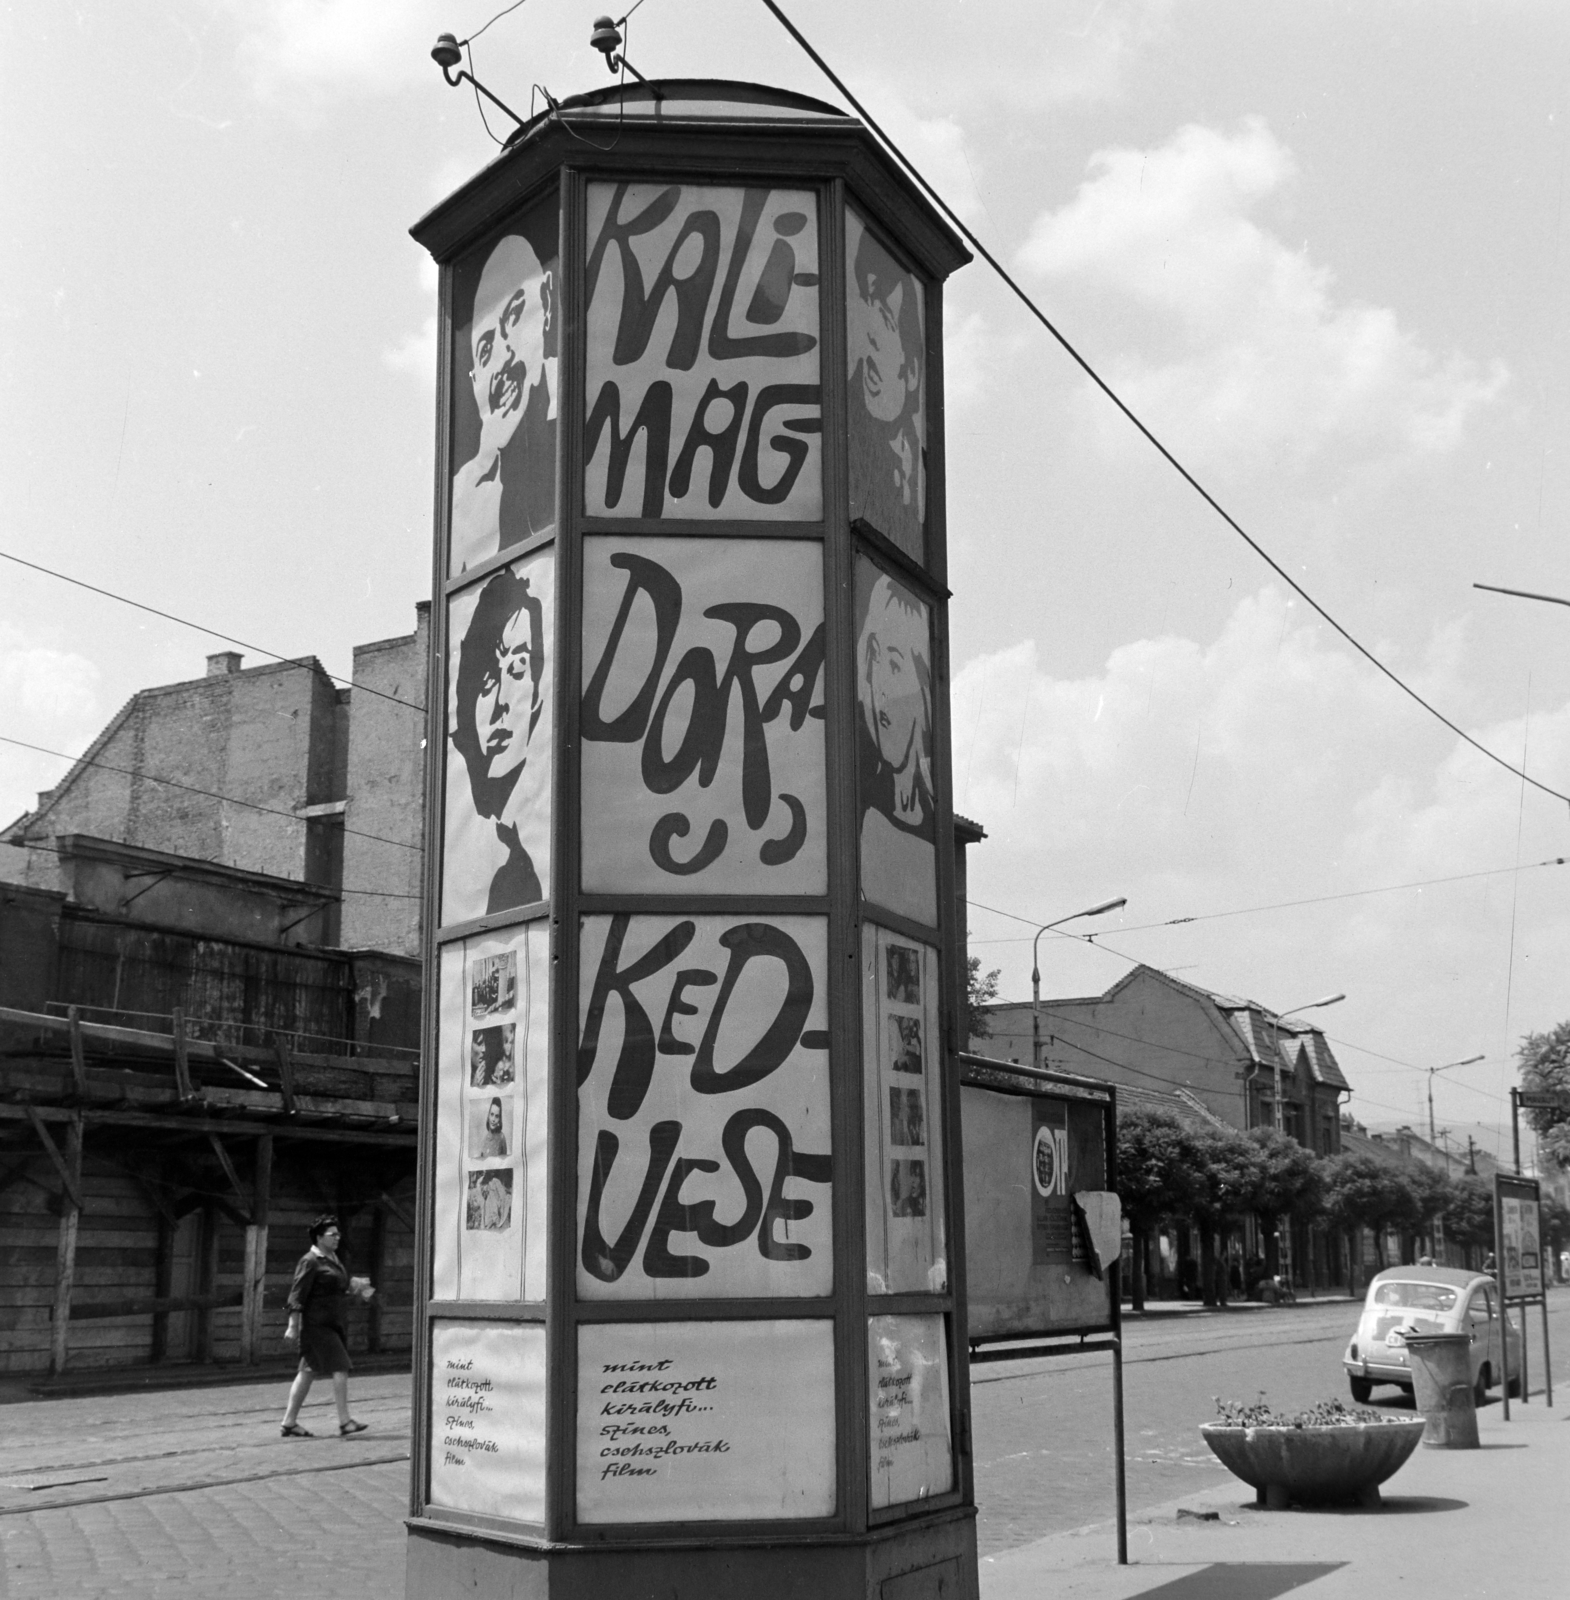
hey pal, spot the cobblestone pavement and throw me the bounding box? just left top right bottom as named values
left=4, top=1293, right=1563, bottom=1599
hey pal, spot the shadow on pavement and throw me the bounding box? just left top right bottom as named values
left=1122, top=1564, right=1343, bottom=1599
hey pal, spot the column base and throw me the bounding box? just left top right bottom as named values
left=405, top=1507, right=977, bottom=1600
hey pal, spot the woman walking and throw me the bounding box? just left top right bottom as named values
left=279, top=1215, right=369, bottom=1438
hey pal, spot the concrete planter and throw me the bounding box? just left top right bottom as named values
left=1199, top=1418, right=1427, bottom=1509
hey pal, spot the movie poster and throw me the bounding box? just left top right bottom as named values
left=855, top=557, right=936, bottom=927
left=584, top=182, right=822, bottom=521
left=442, top=547, right=555, bottom=927
left=448, top=191, right=559, bottom=578
left=579, top=536, right=826, bottom=895
left=1030, top=1097, right=1107, bottom=1268
left=576, top=913, right=833, bottom=1300
left=862, top=925, right=946, bottom=1295
left=428, top=1321, right=547, bottom=1524
left=577, top=1319, right=836, bottom=1523
left=846, top=207, right=926, bottom=565
left=868, top=1314, right=952, bottom=1510
left=432, top=922, right=550, bottom=1303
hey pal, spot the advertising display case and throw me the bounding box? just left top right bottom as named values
left=407, top=81, right=973, bottom=1598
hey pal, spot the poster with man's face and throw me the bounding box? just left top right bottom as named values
left=846, top=207, right=926, bottom=565
left=584, top=182, right=822, bottom=521
left=855, top=557, right=937, bottom=927
left=449, top=192, right=560, bottom=577
left=443, top=547, right=555, bottom=928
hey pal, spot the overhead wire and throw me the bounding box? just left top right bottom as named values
left=4, top=834, right=421, bottom=900
left=1, top=733, right=423, bottom=855
left=967, top=856, right=1569, bottom=945
left=0, top=549, right=425, bottom=714
left=757, top=0, right=1570, bottom=808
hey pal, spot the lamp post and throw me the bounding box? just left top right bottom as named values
left=1030, top=898, right=1127, bottom=1069
left=1428, top=1056, right=1484, bottom=1152
left=1268, top=993, right=1343, bottom=1290
left=1426, top=1055, right=1482, bottom=1264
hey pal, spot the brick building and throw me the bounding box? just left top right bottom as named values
left=0, top=614, right=429, bottom=1379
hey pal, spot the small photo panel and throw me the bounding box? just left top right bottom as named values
left=889, top=1158, right=927, bottom=1218
left=468, top=1096, right=514, bottom=1162
left=886, top=944, right=920, bottom=1005
left=466, top=1168, right=515, bottom=1232
left=890, top=1014, right=922, bottom=1074
left=470, top=950, right=518, bottom=1018
left=469, top=1023, right=516, bottom=1087
left=889, top=1087, right=925, bottom=1148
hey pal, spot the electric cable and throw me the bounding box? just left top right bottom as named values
left=3, top=835, right=421, bottom=899
left=967, top=856, right=1569, bottom=944
left=1, top=733, right=423, bottom=854
left=758, top=0, right=1570, bottom=807
left=0, top=549, right=425, bottom=714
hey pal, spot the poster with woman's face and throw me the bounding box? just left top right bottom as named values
left=846, top=207, right=926, bottom=566
left=855, top=557, right=936, bottom=927
left=443, top=548, right=555, bottom=928
left=449, top=191, right=559, bottom=578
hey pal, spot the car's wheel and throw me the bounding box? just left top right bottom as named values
left=1474, top=1364, right=1490, bottom=1406
left=1508, top=1373, right=1522, bottom=1398
left=1349, top=1376, right=1373, bottom=1404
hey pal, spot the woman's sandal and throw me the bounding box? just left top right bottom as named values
left=339, top=1419, right=368, bottom=1436
left=280, top=1422, right=314, bottom=1438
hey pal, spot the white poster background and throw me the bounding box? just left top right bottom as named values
left=584, top=182, right=822, bottom=521
left=442, top=548, right=555, bottom=927
left=433, top=921, right=550, bottom=1302
left=577, top=1319, right=836, bottom=1523
left=868, top=1314, right=953, bottom=1510
left=863, top=925, right=947, bottom=1294
left=580, top=537, right=826, bottom=895
left=430, top=1321, right=546, bottom=1524
left=577, top=914, right=833, bottom=1300
left=1501, top=1195, right=1544, bottom=1298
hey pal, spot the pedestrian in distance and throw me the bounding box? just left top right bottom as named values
left=279, top=1214, right=374, bottom=1438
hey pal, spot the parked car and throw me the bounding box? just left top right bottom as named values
left=1343, top=1266, right=1522, bottom=1405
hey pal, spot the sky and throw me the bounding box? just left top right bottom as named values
left=3, top=0, right=1569, bottom=1164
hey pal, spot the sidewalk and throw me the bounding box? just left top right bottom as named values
left=982, top=1392, right=1569, bottom=1599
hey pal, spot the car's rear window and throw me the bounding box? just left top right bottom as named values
left=1372, top=1281, right=1457, bottom=1312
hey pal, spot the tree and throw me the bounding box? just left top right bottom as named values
left=964, top=954, right=1001, bottom=1043
left=1320, top=1152, right=1421, bottom=1269
left=1443, top=1175, right=1496, bottom=1265
left=1115, top=1106, right=1206, bottom=1312
left=1516, top=1022, right=1570, bottom=1174
left=1188, top=1124, right=1266, bottom=1307
left=1246, top=1127, right=1323, bottom=1279
left=1542, top=1195, right=1570, bottom=1283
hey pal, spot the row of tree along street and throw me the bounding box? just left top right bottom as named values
left=1115, top=1107, right=1570, bottom=1310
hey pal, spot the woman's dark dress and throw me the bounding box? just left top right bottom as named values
left=286, top=1248, right=353, bottom=1376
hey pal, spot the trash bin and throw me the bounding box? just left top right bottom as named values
left=1402, top=1331, right=1479, bottom=1449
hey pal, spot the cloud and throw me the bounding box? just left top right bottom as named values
left=223, top=0, right=433, bottom=99
left=952, top=587, right=1570, bottom=1098
left=1017, top=119, right=1507, bottom=472
left=0, top=624, right=101, bottom=828
left=384, top=315, right=437, bottom=377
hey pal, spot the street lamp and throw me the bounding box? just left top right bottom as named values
left=1030, top=897, right=1128, bottom=1068
left=1270, top=994, right=1346, bottom=1136
left=1428, top=1056, right=1484, bottom=1151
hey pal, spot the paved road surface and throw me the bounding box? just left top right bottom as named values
left=3, top=1293, right=1564, bottom=1598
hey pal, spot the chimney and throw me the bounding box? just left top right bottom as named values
left=206, top=651, right=243, bottom=677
